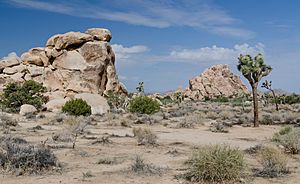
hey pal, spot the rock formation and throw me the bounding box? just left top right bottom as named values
left=184, top=64, right=248, bottom=100
left=0, top=28, right=127, bottom=98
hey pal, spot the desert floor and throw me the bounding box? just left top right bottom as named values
left=1, top=107, right=299, bottom=184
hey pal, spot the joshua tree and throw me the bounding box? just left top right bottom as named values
left=136, top=82, right=144, bottom=95
left=261, top=80, right=279, bottom=111
left=237, top=54, right=272, bottom=127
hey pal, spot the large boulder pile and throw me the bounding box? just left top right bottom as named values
left=184, top=64, right=248, bottom=100
left=0, top=28, right=127, bottom=98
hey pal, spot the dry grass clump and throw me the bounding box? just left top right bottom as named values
left=0, top=136, right=58, bottom=174
left=256, top=146, right=289, bottom=177
left=184, top=144, right=246, bottom=183
left=218, top=110, right=234, bottom=120
left=0, top=113, right=18, bottom=130
left=131, top=155, right=164, bottom=175
left=205, top=111, right=219, bottom=120
left=132, top=127, right=158, bottom=146
left=52, top=116, right=89, bottom=143
left=272, top=126, right=300, bottom=154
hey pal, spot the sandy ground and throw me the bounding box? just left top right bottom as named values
left=0, top=114, right=299, bottom=184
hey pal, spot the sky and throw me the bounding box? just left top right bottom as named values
left=0, top=0, right=299, bottom=93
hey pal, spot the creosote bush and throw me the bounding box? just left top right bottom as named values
left=128, top=96, right=160, bottom=114
left=0, top=80, right=47, bottom=112
left=0, top=136, right=58, bottom=174
left=256, top=146, right=289, bottom=177
left=62, top=98, right=91, bottom=116
left=184, top=144, right=246, bottom=183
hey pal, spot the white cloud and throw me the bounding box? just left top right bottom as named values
left=111, top=44, right=149, bottom=60
left=9, top=0, right=73, bottom=14
left=1, top=52, right=20, bottom=60
left=169, top=43, right=265, bottom=63
left=7, top=0, right=253, bottom=38
left=212, top=27, right=255, bottom=38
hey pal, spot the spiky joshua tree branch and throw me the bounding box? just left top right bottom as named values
left=237, top=54, right=272, bottom=127
left=261, top=80, right=279, bottom=111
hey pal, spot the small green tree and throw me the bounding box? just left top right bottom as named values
left=62, top=99, right=91, bottom=116
left=128, top=96, right=160, bottom=114
left=0, top=80, right=47, bottom=112
left=237, top=54, right=272, bottom=127
left=262, top=80, right=279, bottom=111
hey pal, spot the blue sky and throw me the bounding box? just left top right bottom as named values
left=0, top=0, right=299, bottom=93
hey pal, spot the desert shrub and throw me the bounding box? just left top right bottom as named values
left=260, top=113, right=274, bottom=125
left=274, top=94, right=300, bottom=105
left=0, top=136, right=57, bottom=174
left=184, top=144, right=246, bottom=183
left=205, top=111, right=219, bottom=120
left=256, top=146, right=289, bottom=177
left=62, top=98, right=91, bottom=116
left=218, top=110, right=233, bottom=120
left=128, top=96, right=160, bottom=114
left=159, top=96, right=174, bottom=105
left=53, top=116, right=89, bottom=142
left=209, top=122, right=229, bottom=133
left=244, top=144, right=263, bottom=155
left=176, top=114, right=204, bottom=128
left=0, top=80, right=47, bottom=112
left=272, top=127, right=300, bottom=154
left=272, top=126, right=293, bottom=141
left=205, top=96, right=229, bottom=103
left=131, top=155, right=164, bottom=175
left=105, top=91, right=129, bottom=112
left=0, top=113, right=18, bottom=129
left=132, top=127, right=158, bottom=146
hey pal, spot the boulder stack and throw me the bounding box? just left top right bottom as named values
left=0, top=28, right=127, bottom=97
left=184, top=64, right=248, bottom=100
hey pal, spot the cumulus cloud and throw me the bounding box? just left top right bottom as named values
left=169, top=43, right=265, bottom=63
left=111, top=44, right=149, bottom=60
left=1, top=52, right=20, bottom=60
left=7, top=0, right=254, bottom=38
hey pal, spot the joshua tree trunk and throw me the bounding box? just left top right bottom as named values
left=251, top=83, right=259, bottom=127
left=271, top=90, right=279, bottom=111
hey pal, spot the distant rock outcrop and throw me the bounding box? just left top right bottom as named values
left=0, top=28, right=127, bottom=98
left=184, top=64, right=248, bottom=100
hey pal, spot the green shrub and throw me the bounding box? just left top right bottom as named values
left=273, top=127, right=300, bottom=154
left=62, top=98, right=91, bottom=116
left=0, top=80, right=47, bottom=112
left=205, top=96, right=229, bottom=103
left=128, top=96, right=160, bottom=114
left=256, top=146, right=289, bottom=177
left=184, top=144, right=246, bottom=183
left=274, top=94, right=300, bottom=105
